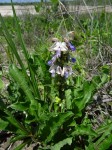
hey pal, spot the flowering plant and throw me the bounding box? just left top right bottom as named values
left=48, top=38, right=76, bottom=78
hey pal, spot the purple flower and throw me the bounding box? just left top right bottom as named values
left=47, top=60, right=52, bottom=66
left=50, top=42, right=68, bottom=52
left=56, top=50, right=61, bottom=58
left=56, top=66, right=62, bottom=75
left=47, top=55, right=57, bottom=66
left=55, top=66, right=73, bottom=78
left=52, top=55, right=57, bottom=63
left=63, top=66, right=73, bottom=78
left=64, top=71, right=69, bottom=78
left=68, top=43, right=76, bottom=51
left=71, top=58, right=76, bottom=63
left=68, top=56, right=76, bottom=63
left=48, top=39, right=76, bottom=78
left=49, top=65, right=57, bottom=77
left=51, top=72, right=55, bottom=77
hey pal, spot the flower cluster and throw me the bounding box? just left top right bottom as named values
left=48, top=38, right=76, bottom=78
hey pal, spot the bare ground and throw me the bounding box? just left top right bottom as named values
left=0, top=5, right=112, bottom=16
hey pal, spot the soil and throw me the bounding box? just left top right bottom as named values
left=0, top=5, right=112, bottom=16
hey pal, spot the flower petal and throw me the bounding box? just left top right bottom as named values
left=71, top=58, right=76, bottom=63
left=56, top=50, right=61, bottom=58
left=47, top=60, right=52, bottom=66
left=68, top=43, right=76, bottom=51
left=50, top=42, right=68, bottom=51
left=56, top=66, right=62, bottom=74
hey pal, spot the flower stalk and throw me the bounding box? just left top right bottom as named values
left=48, top=36, right=76, bottom=100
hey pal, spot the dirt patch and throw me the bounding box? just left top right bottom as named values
left=0, top=5, right=112, bottom=16
left=0, top=5, right=36, bottom=16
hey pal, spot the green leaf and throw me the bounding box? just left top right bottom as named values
left=10, top=102, right=29, bottom=111
left=85, top=143, right=95, bottom=150
left=92, top=74, right=108, bottom=88
left=92, top=75, right=101, bottom=88
left=0, top=119, right=9, bottom=130
left=13, top=140, right=29, bottom=150
left=87, top=122, right=112, bottom=150
left=97, top=134, right=112, bottom=150
left=71, top=125, right=97, bottom=137
left=0, top=14, right=26, bottom=74
left=51, top=137, right=73, bottom=150
left=101, top=65, right=110, bottom=74
left=96, top=122, right=112, bottom=135
left=34, top=54, right=50, bottom=83
left=75, top=76, right=84, bottom=87
left=0, top=99, right=5, bottom=109
left=95, top=123, right=112, bottom=146
left=101, top=74, right=108, bottom=84
left=9, top=65, right=42, bottom=118
left=65, top=89, right=72, bottom=109
left=75, top=81, right=95, bottom=112
left=86, top=134, right=112, bottom=150
left=11, top=0, right=29, bottom=61
left=5, top=110, right=29, bottom=134
left=11, top=1, right=40, bottom=99
left=0, top=79, right=4, bottom=90
left=41, top=112, right=73, bottom=143
left=9, top=65, right=37, bottom=105
left=11, top=135, right=29, bottom=143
